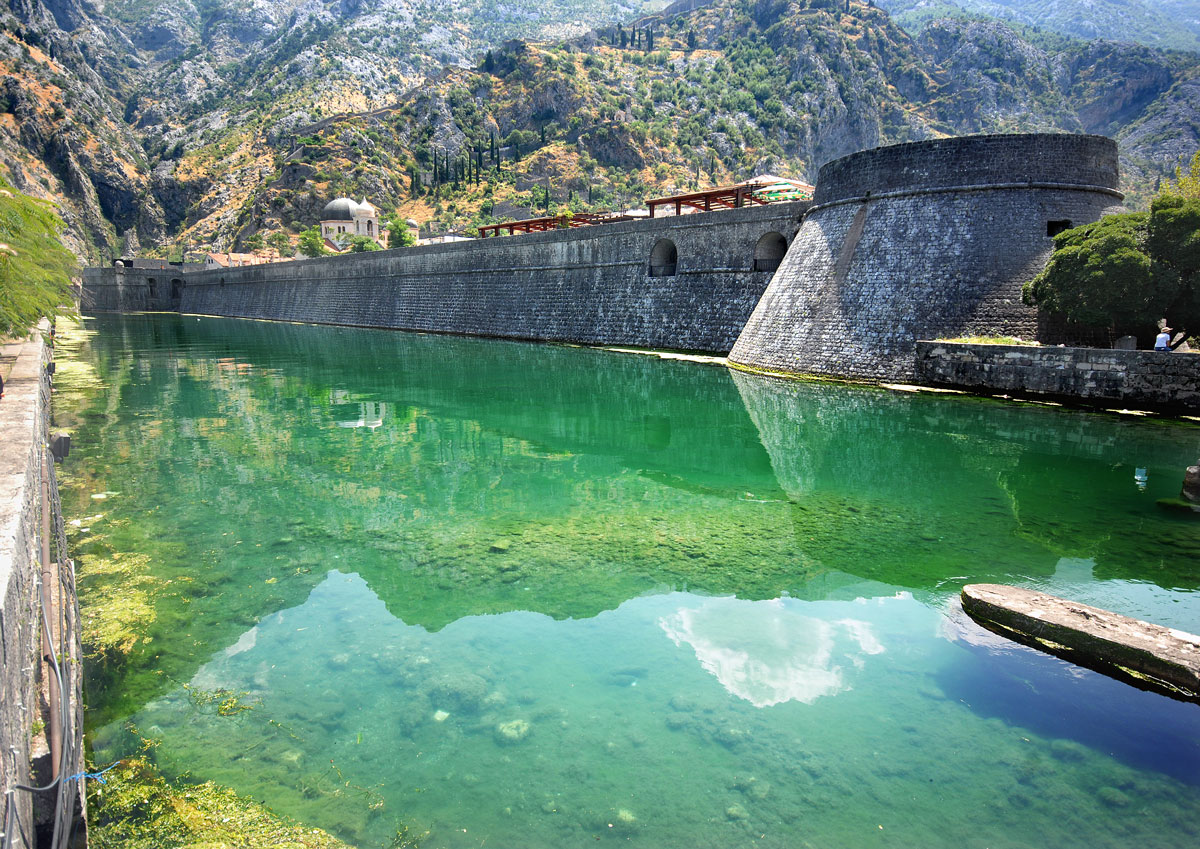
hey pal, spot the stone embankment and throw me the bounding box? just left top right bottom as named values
left=915, top=342, right=1200, bottom=413
left=962, top=584, right=1200, bottom=702
left=0, top=327, right=86, bottom=848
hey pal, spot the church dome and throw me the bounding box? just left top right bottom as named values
left=321, top=197, right=359, bottom=221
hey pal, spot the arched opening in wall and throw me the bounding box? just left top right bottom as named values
left=147, top=278, right=158, bottom=300
left=219, top=277, right=226, bottom=288
left=1047, top=220, right=1072, bottom=237
left=649, top=239, right=678, bottom=277
left=170, top=278, right=183, bottom=307
left=753, top=231, right=788, bottom=272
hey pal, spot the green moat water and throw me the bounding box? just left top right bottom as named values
left=58, top=314, right=1200, bottom=848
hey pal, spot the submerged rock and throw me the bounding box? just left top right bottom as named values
left=733, top=775, right=770, bottom=800
left=426, top=671, right=489, bottom=712
left=714, top=726, right=751, bottom=748
left=726, top=803, right=749, bottom=821
left=609, top=808, right=637, bottom=834
left=1098, top=786, right=1132, bottom=808
left=495, top=718, right=531, bottom=744
left=1183, top=463, right=1200, bottom=503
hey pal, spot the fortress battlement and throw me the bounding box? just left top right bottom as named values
left=84, top=133, right=1127, bottom=386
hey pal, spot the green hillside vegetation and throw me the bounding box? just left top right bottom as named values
left=2, top=0, right=1200, bottom=257
left=0, top=177, right=78, bottom=337
left=159, top=0, right=1200, bottom=250
left=880, top=0, right=1200, bottom=53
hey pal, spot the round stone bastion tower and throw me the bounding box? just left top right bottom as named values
left=728, top=133, right=1124, bottom=382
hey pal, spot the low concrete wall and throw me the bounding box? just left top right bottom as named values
left=83, top=202, right=809, bottom=354
left=0, top=328, right=86, bottom=847
left=915, top=341, right=1200, bottom=412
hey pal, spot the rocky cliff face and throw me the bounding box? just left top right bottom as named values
left=0, top=0, right=164, bottom=257
left=0, top=0, right=658, bottom=258
left=880, top=0, right=1200, bottom=53
left=1, top=0, right=1198, bottom=257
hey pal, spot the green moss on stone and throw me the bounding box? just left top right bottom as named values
left=88, top=757, right=363, bottom=849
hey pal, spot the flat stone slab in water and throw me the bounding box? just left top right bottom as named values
left=962, top=584, right=1200, bottom=703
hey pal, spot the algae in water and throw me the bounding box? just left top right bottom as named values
left=87, top=757, right=363, bottom=849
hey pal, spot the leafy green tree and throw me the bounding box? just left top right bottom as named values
left=0, top=178, right=78, bottom=337
left=1146, top=194, right=1200, bottom=337
left=347, top=235, right=382, bottom=252
left=243, top=232, right=265, bottom=252
left=1162, top=151, right=1200, bottom=200
left=1023, top=196, right=1200, bottom=343
left=386, top=217, right=416, bottom=247
left=297, top=226, right=329, bottom=257
left=266, top=231, right=295, bottom=257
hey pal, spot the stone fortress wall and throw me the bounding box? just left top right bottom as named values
left=727, top=134, right=1126, bottom=382
left=84, top=201, right=808, bottom=354
left=83, top=132, right=1198, bottom=410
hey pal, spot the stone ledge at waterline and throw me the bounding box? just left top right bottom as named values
left=915, top=342, right=1200, bottom=413
left=961, top=584, right=1200, bottom=703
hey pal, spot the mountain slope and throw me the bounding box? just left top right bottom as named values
left=879, top=0, right=1200, bottom=53
left=0, top=0, right=661, bottom=259
left=164, top=0, right=1200, bottom=250
left=2, top=0, right=1198, bottom=259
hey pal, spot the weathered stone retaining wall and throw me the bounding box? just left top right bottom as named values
left=729, top=134, right=1125, bottom=382
left=915, top=341, right=1200, bottom=412
left=0, top=329, right=86, bottom=847
left=83, top=202, right=809, bottom=354
left=0, top=334, right=45, bottom=846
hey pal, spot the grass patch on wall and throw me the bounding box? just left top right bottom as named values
left=936, top=335, right=1040, bottom=346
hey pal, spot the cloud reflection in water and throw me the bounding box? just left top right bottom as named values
left=659, top=597, right=886, bottom=707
